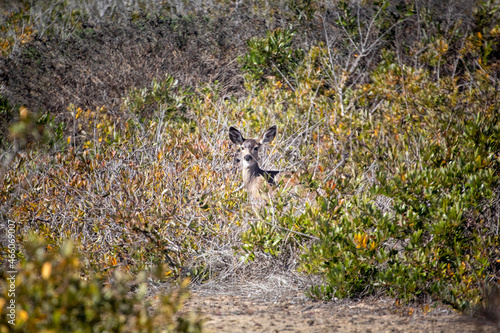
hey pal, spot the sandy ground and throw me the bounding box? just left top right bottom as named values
left=183, top=292, right=498, bottom=333
left=171, top=250, right=499, bottom=332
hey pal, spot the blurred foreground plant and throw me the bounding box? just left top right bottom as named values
left=0, top=235, right=202, bottom=332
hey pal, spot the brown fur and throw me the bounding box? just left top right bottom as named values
left=229, top=125, right=318, bottom=203
left=229, top=126, right=279, bottom=199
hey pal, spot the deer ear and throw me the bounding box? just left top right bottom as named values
left=260, top=125, right=277, bottom=144
left=229, top=126, right=245, bottom=144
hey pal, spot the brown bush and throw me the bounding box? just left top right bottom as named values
left=0, top=7, right=302, bottom=122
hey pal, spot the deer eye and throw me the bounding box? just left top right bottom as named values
left=241, top=147, right=244, bottom=151
left=254, top=147, right=258, bottom=151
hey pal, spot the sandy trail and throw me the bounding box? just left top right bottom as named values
left=183, top=292, right=496, bottom=333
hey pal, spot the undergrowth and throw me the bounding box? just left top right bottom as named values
left=0, top=235, right=201, bottom=332
left=0, top=0, right=499, bottom=330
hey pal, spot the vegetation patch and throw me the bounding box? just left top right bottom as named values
left=0, top=0, right=499, bottom=330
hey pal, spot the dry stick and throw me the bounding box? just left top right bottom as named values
left=0, top=143, right=18, bottom=188
left=272, top=62, right=296, bottom=92
left=304, top=84, right=321, bottom=146
left=264, top=119, right=322, bottom=172
left=247, top=218, right=319, bottom=241
left=277, top=120, right=324, bottom=173
left=325, top=3, right=404, bottom=107
left=322, top=17, right=344, bottom=116
left=325, top=152, right=350, bottom=181
left=312, top=125, right=321, bottom=180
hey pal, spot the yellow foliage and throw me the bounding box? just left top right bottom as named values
left=41, top=262, right=52, bottom=280
left=354, top=233, right=368, bottom=249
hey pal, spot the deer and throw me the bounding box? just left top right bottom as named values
left=229, top=125, right=300, bottom=201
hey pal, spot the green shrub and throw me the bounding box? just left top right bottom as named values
left=239, top=27, right=303, bottom=81
left=298, top=55, right=500, bottom=309
left=0, top=236, right=202, bottom=332
left=238, top=23, right=500, bottom=309
left=125, top=74, right=190, bottom=122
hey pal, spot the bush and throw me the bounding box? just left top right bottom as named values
left=237, top=0, right=500, bottom=310
left=0, top=236, right=202, bottom=332
left=239, top=27, right=304, bottom=82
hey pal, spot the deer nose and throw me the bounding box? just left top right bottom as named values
left=244, top=155, right=252, bottom=162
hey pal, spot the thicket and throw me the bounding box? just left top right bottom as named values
left=0, top=235, right=202, bottom=332
left=0, top=0, right=499, bottom=329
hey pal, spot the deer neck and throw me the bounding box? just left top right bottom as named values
left=242, top=163, right=262, bottom=189
left=242, top=163, right=268, bottom=198
left=242, top=163, right=278, bottom=198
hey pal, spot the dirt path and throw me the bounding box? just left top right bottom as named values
left=184, top=292, right=497, bottom=333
